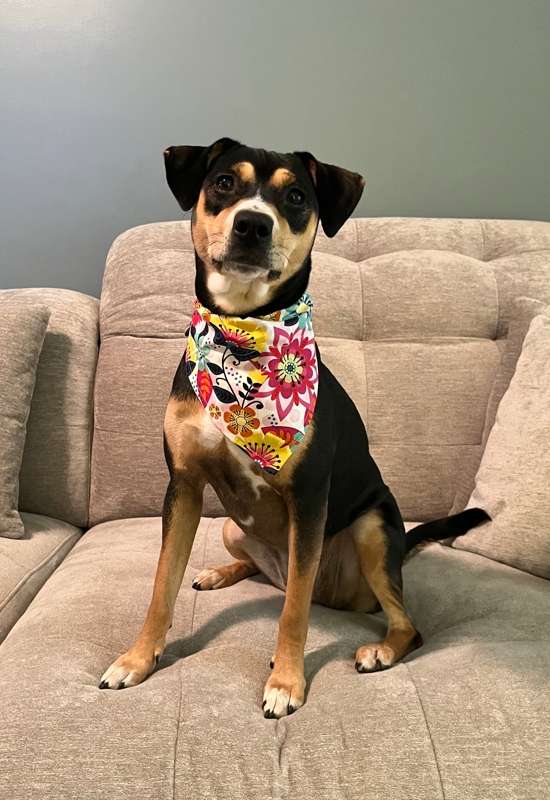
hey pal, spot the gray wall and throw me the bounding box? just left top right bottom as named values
left=2, top=0, right=549, bottom=297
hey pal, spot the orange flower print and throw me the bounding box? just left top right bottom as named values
left=223, top=404, right=260, bottom=438
left=208, top=403, right=221, bottom=420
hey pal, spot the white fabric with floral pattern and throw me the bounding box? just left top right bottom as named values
left=185, top=293, right=318, bottom=472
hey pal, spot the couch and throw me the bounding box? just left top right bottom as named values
left=1, top=217, right=550, bottom=799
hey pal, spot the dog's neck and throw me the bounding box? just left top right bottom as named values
left=194, top=252, right=312, bottom=318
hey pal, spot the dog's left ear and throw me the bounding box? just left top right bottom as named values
left=295, top=152, right=365, bottom=237
left=163, top=137, right=240, bottom=211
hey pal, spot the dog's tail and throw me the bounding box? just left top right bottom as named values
left=405, top=508, right=490, bottom=553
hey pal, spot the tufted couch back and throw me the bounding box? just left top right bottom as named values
left=89, top=218, right=550, bottom=526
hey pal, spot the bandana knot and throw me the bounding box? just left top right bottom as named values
left=185, top=293, right=318, bottom=472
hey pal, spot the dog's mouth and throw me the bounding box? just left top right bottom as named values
left=212, top=249, right=274, bottom=281
left=220, top=261, right=267, bottom=280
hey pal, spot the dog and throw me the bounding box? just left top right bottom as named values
left=99, top=138, right=489, bottom=718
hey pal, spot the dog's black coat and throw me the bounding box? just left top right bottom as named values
left=166, top=140, right=488, bottom=561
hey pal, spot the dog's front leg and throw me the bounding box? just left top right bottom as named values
left=99, top=476, right=203, bottom=689
left=262, top=497, right=327, bottom=718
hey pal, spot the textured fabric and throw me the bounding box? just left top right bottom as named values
left=1, top=517, right=550, bottom=799
left=0, top=299, right=50, bottom=538
left=186, top=293, right=318, bottom=471
left=3, top=217, right=550, bottom=798
left=455, top=312, right=550, bottom=578
left=366, top=338, right=500, bottom=518
left=404, top=543, right=550, bottom=800
left=361, top=250, right=498, bottom=339
left=91, top=218, right=550, bottom=523
left=1, top=289, right=99, bottom=528
left=0, top=512, right=80, bottom=641
left=90, top=336, right=225, bottom=524
left=481, top=297, right=547, bottom=446
left=451, top=296, right=547, bottom=512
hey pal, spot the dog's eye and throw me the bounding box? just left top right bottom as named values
left=215, top=174, right=234, bottom=192
left=287, top=188, right=305, bottom=206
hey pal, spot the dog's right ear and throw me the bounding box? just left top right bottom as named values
left=163, top=137, right=240, bottom=211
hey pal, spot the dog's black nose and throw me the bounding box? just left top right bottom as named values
left=232, top=211, right=273, bottom=244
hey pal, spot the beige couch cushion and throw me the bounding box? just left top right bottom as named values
left=1, top=289, right=99, bottom=528
left=0, top=299, right=50, bottom=538
left=0, top=516, right=549, bottom=798
left=91, top=218, right=550, bottom=526
left=0, top=513, right=80, bottom=641
left=455, top=312, right=550, bottom=578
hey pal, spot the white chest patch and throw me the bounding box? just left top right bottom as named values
left=193, top=410, right=271, bottom=500
left=230, top=443, right=270, bottom=500
left=206, top=271, right=272, bottom=315
left=197, top=412, right=225, bottom=450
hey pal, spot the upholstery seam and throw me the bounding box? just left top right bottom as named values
left=486, top=247, right=550, bottom=261
left=492, top=262, right=500, bottom=341
left=97, top=330, right=512, bottom=346
left=172, top=660, right=185, bottom=800
left=370, top=442, right=481, bottom=449
left=0, top=532, right=80, bottom=613
left=482, top=219, right=499, bottom=340
left=405, top=663, right=446, bottom=800
left=101, top=332, right=187, bottom=341
left=357, top=244, right=366, bottom=342
left=189, top=517, right=212, bottom=638
left=172, top=518, right=211, bottom=800
left=86, top=344, right=99, bottom=529
left=480, top=219, right=487, bottom=262
left=357, top=252, right=369, bottom=429
left=24, top=421, right=90, bottom=429
left=479, top=261, right=502, bottom=451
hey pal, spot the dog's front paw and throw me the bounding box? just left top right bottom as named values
left=99, top=647, right=159, bottom=690
left=262, top=670, right=305, bottom=719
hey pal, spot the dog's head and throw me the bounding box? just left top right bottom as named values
left=164, top=138, right=364, bottom=314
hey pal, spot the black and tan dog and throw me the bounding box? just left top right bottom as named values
left=99, top=138, right=488, bottom=718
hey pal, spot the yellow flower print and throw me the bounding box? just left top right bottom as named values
left=217, top=315, right=269, bottom=353
left=234, top=430, right=293, bottom=472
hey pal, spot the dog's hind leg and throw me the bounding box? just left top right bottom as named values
left=352, top=509, right=422, bottom=673
left=192, top=518, right=259, bottom=590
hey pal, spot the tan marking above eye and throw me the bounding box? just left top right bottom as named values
left=269, top=168, right=296, bottom=188
left=232, top=161, right=256, bottom=183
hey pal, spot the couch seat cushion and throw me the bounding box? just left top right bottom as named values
left=0, top=516, right=549, bottom=799
left=0, top=512, right=81, bottom=641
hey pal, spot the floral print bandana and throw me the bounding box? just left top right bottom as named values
left=185, top=293, right=318, bottom=473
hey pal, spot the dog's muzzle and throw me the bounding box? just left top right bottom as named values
left=224, top=210, right=274, bottom=273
